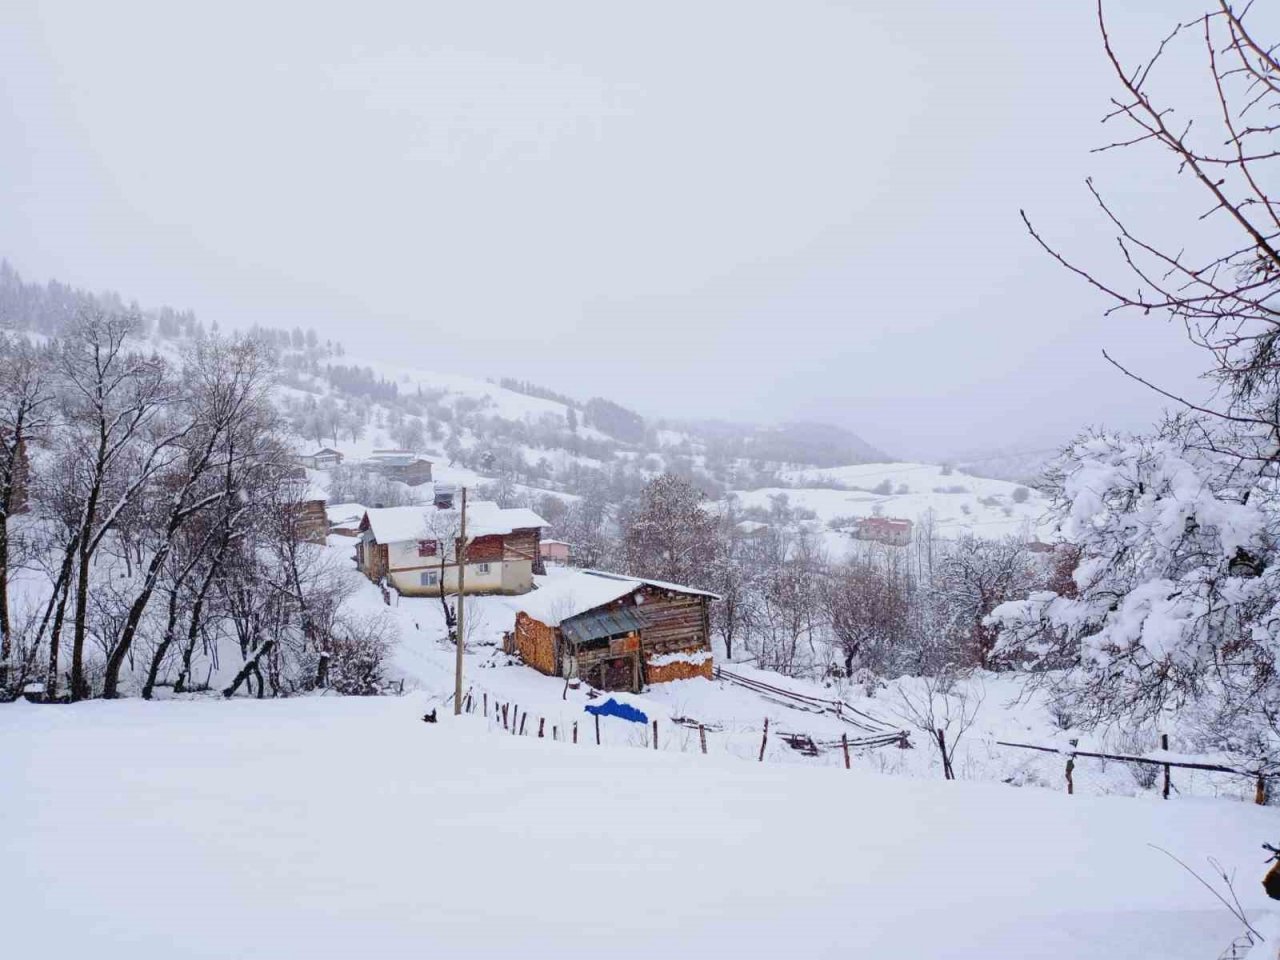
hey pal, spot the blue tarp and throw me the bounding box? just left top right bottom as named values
left=583, top=698, right=648, bottom=724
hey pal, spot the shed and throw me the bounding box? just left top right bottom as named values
left=509, top=570, right=719, bottom=692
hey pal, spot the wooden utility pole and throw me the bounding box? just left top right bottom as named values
left=453, top=486, right=467, bottom=716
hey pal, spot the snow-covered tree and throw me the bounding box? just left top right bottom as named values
left=991, top=418, right=1280, bottom=763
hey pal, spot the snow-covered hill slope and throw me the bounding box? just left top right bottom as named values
left=733, top=461, right=1052, bottom=547
left=3, top=694, right=1271, bottom=960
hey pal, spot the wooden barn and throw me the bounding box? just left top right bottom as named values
left=509, top=570, right=718, bottom=692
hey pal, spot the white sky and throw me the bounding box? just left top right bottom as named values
left=1, top=1, right=1234, bottom=458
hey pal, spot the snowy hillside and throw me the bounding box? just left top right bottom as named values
left=734, top=461, right=1051, bottom=551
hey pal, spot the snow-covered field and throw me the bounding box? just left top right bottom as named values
left=3, top=694, right=1274, bottom=960
left=735, top=461, right=1052, bottom=549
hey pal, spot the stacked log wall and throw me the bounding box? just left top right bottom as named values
left=514, top=612, right=558, bottom=676
left=645, top=649, right=714, bottom=684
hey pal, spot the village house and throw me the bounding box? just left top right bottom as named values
left=852, top=516, right=913, bottom=547
left=295, top=447, right=344, bottom=470
left=357, top=500, right=547, bottom=597
left=367, top=449, right=433, bottom=486
left=539, top=538, right=571, bottom=566
left=508, top=569, right=718, bottom=692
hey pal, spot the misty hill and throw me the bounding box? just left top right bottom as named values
left=0, top=261, right=893, bottom=502
left=675, top=419, right=888, bottom=469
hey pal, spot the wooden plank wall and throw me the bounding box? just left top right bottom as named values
left=634, top=588, right=710, bottom=656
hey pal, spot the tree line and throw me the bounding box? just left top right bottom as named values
left=0, top=310, right=394, bottom=703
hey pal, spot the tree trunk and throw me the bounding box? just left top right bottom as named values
left=223, top=640, right=274, bottom=698
left=102, top=538, right=176, bottom=698
left=46, top=577, right=72, bottom=700
left=69, top=545, right=93, bottom=701
left=142, top=588, right=183, bottom=700
left=0, top=512, right=9, bottom=690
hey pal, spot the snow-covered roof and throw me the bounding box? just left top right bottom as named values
left=326, top=502, right=366, bottom=526
left=362, top=502, right=548, bottom=544
left=514, top=569, right=719, bottom=626
left=580, top=570, right=720, bottom=601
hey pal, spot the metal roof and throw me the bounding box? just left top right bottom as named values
left=560, top=607, right=645, bottom=647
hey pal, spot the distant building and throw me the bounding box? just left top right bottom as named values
left=367, top=450, right=433, bottom=486
left=508, top=570, right=718, bottom=692
left=295, top=447, right=344, bottom=470
left=852, top=516, right=913, bottom=547
left=540, top=538, right=571, bottom=566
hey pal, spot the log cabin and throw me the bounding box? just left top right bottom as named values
left=508, top=570, right=718, bottom=692
left=357, top=501, right=547, bottom=596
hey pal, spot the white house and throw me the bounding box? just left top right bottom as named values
left=357, top=502, right=548, bottom=597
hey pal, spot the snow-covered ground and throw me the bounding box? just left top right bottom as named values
left=3, top=694, right=1274, bottom=960
left=734, top=461, right=1052, bottom=550
left=325, top=551, right=1262, bottom=805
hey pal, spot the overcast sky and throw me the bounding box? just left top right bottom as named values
left=3, top=1, right=1235, bottom=459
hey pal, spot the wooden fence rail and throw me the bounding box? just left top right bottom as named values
left=996, top=739, right=1271, bottom=804
left=714, top=666, right=904, bottom=737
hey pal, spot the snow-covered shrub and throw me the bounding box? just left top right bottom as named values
left=1011, top=486, right=1030, bottom=504
left=305, top=613, right=397, bottom=696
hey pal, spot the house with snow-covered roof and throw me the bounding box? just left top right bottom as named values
left=506, top=569, right=719, bottom=692
left=295, top=447, right=344, bottom=470
left=356, top=500, right=547, bottom=597
left=366, top=449, right=433, bottom=486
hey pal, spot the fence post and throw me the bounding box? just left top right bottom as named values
left=1161, top=733, right=1171, bottom=800
left=842, top=733, right=851, bottom=770
left=519, top=713, right=528, bottom=736
left=573, top=722, right=578, bottom=744
left=501, top=704, right=508, bottom=730
left=483, top=692, right=488, bottom=717
left=759, top=718, right=769, bottom=762
left=936, top=729, right=951, bottom=780
left=1066, top=738, right=1078, bottom=795
left=553, top=725, right=558, bottom=742
left=699, top=724, right=707, bottom=755
left=595, top=714, right=601, bottom=746
left=653, top=719, right=659, bottom=751
left=538, top=717, right=545, bottom=739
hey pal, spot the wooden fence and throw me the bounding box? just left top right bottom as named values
left=996, top=738, right=1271, bottom=804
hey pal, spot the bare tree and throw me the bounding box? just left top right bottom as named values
left=824, top=548, right=911, bottom=677
left=47, top=309, right=182, bottom=700
left=0, top=335, right=53, bottom=692
left=894, top=673, right=986, bottom=780
left=101, top=335, right=278, bottom=697
left=1024, top=2, right=1280, bottom=465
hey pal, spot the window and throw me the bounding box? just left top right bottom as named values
left=420, top=571, right=439, bottom=587
left=417, top=540, right=437, bottom=558
left=475, top=562, right=492, bottom=575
